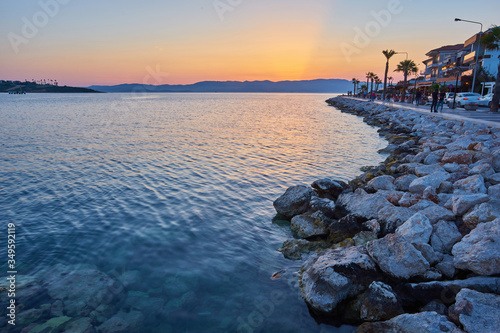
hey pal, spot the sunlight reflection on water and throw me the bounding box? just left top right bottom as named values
left=0, top=93, right=387, bottom=332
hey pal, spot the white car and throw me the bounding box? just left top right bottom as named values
left=444, top=92, right=455, bottom=105
left=454, top=93, right=482, bottom=108
left=478, top=93, right=500, bottom=107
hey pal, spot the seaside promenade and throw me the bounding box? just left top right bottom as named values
left=346, top=97, right=500, bottom=129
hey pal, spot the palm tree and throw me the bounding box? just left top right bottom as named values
left=375, top=77, right=382, bottom=91
left=360, top=84, right=368, bottom=92
left=365, top=72, right=376, bottom=94
left=481, top=26, right=500, bottom=112
left=382, top=50, right=396, bottom=100
left=394, top=60, right=418, bottom=103
left=351, top=78, right=360, bottom=95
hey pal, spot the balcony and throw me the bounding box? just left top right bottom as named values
left=463, top=51, right=476, bottom=64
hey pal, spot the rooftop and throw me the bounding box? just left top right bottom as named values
left=426, top=44, right=464, bottom=56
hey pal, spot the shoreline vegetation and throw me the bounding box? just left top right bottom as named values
left=273, top=96, right=500, bottom=332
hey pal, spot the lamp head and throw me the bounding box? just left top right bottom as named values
left=455, top=18, right=461, bottom=21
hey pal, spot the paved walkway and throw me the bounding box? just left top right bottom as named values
left=346, top=97, right=500, bottom=129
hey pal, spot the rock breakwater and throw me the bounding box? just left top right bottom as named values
left=273, top=96, right=500, bottom=332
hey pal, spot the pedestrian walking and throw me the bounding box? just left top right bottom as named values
left=415, top=89, right=422, bottom=106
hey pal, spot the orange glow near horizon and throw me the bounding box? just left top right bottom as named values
left=1, top=1, right=499, bottom=87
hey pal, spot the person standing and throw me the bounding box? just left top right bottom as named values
left=415, top=89, right=422, bottom=106
left=431, top=89, right=438, bottom=112
left=437, top=90, right=446, bottom=112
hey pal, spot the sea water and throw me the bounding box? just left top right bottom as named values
left=0, top=93, right=387, bottom=332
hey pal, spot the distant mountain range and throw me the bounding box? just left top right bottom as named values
left=88, top=79, right=351, bottom=93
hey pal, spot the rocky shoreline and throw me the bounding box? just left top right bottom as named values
left=273, top=96, right=500, bottom=332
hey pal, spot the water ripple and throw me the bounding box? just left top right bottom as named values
left=0, top=93, right=386, bottom=332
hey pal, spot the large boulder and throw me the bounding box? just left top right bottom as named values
left=395, top=213, right=432, bottom=245
left=419, top=205, right=456, bottom=224
left=449, top=289, right=500, bottom=333
left=357, top=281, right=404, bottom=322
left=442, top=150, right=474, bottom=165
left=406, top=276, right=500, bottom=305
left=462, top=202, right=499, bottom=229
left=415, top=164, right=445, bottom=177
left=273, top=185, right=315, bottom=219
left=300, top=246, right=378, bottom=313
left=452, top=219, right=500, bottom=275
left=356, top=311, right=460, bottom=333
left=409, top=172, right=451, bottom=194
left=486, top=173, right=500, bottom=185
left=327, top=214, right=365, bottom=244
left=435, top=254, right=456, bottom=279
left=41, top=264, right=123, bottom=317
left=366, top=234, right=429, bottom=280
left=280, top=239, right=330, bottom=260
left=291, top=211, right=329, bottom=239
left=469, top=162, right=495, bottom=178
left=430, top=221, right=462, bottom=254
left=413, top=243, right=443, bottom=266
left=311, top=178, right=346, bottom=200
left=309, top=197, right=336, bottom=218
left=59, top=317, right=95, bottom=333
left=377, top=206, right=415, bottom=235
left=450, top=194, right=490, bottom=216
left=335, top=190, right=391, bottom=220
left=398, top=192, right=423, bottom=207
left=97, top=311, right=144, bottom=333
left=453, top=174, right=487, bottom=194
left=366, top=175, right=395, bottom=191
left=394, top=174, right=418, bottom=191
left=492, top=150, right=500, bottom=172
left=489, top=184, right=500, bottom=199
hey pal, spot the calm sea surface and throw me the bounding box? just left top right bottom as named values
left=0, top=93, right=387, bottom=332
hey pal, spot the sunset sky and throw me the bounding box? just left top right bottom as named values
left=1, top=0, right=499, bottom=87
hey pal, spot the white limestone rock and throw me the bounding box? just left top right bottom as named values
left=409, top=172, right=450, bottom=194
left=366, top=234, right=429, bottom=280
left=430, top=221, right=462, bottom=254
left=300, top=246, right=378, bottom=313
left=395, top=213, right=432, bottom=245
left=450, top=289, right=500, bottom=333
left=451, top=194, right=490, bottom=216
left=452, top=219, right=500, bottom=276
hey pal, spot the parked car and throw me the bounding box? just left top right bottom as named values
left=453, top=93, right=482, bottom=108
left=444, top=92, right=455, bottom=105
left=478, top=93, right=500, bottom=107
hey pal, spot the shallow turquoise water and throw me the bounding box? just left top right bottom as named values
left=0, top=93, right=387, bottom=332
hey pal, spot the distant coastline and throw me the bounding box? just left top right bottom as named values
left=1, top=80, right=101, bottom=93
left=88, top=78, right=351, bottom=93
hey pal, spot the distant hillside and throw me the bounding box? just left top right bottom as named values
left=1, top=80, right=101, bottom=93
left=89, top=79, right=351, bottom=93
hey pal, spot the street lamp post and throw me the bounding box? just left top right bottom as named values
left=411, top=64, right=421, bottom=104
left=455, top=18, right=483, bottom=93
